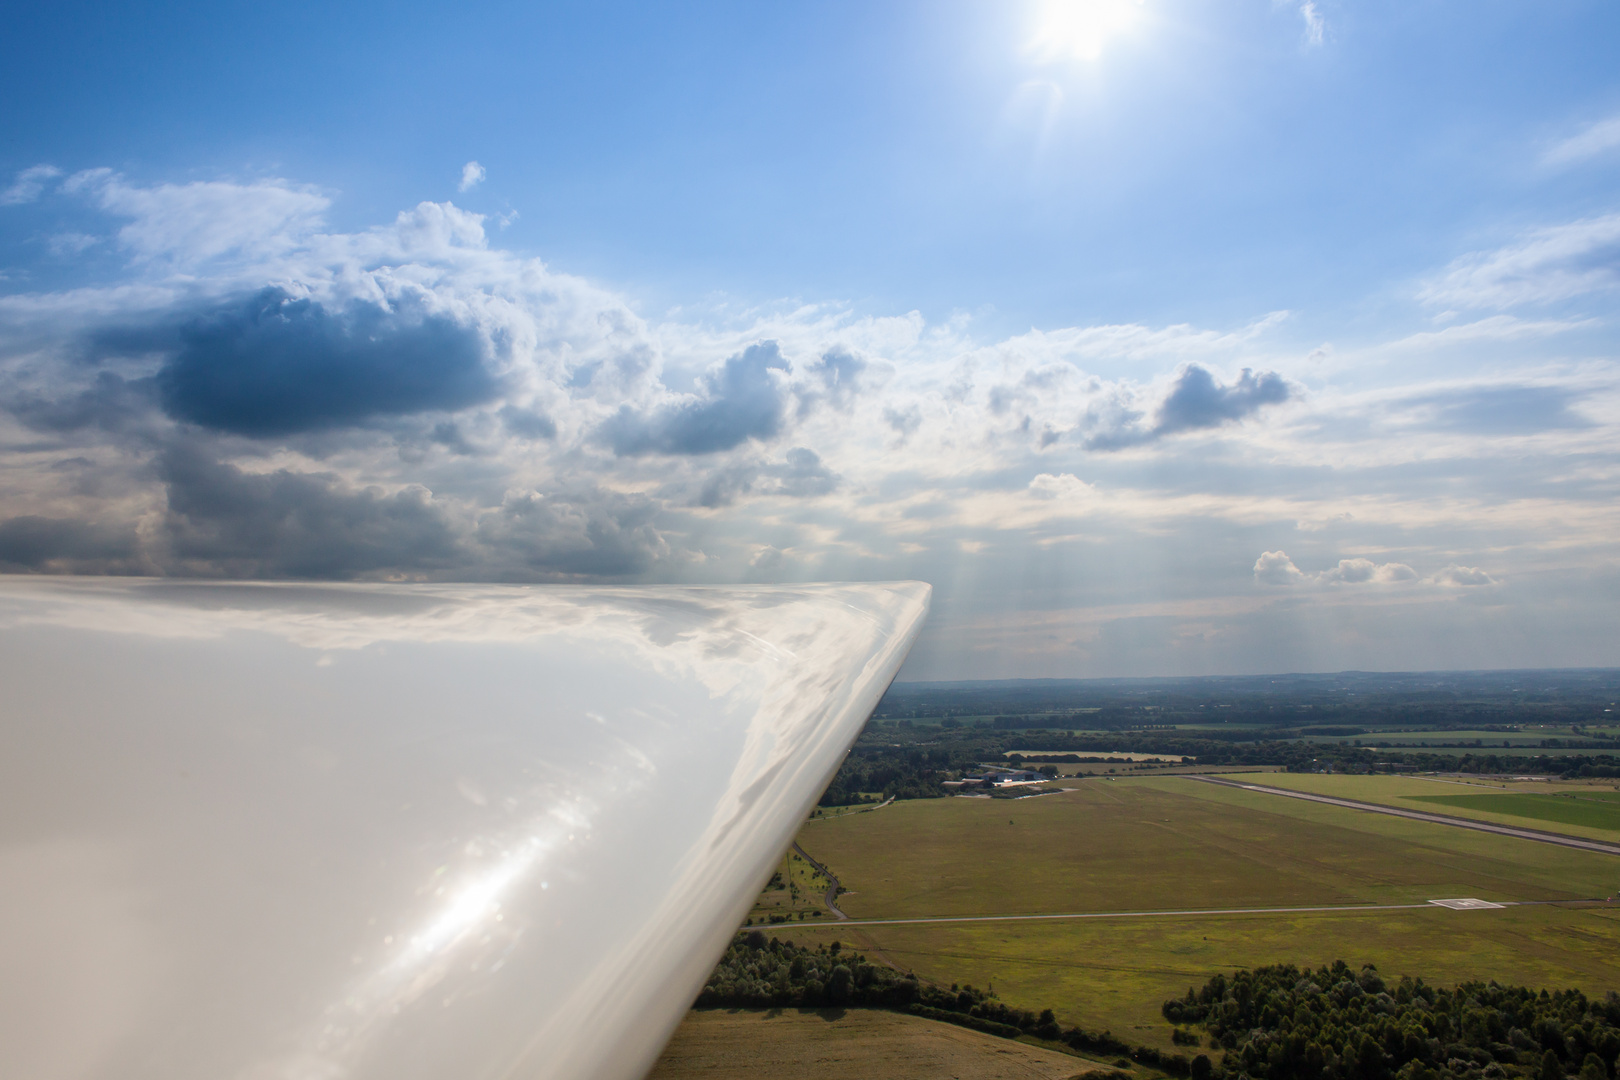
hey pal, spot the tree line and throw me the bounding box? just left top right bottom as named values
left=697, top=933, right=1192, bottom=1071
left=1163, top=962, right=1620, bottom=1080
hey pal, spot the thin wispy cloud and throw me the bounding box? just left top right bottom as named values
left=1299, top=2, right=1324, bottom=46
left=1543, top=114, right=1620, bottom=169
left=0, top=164, right=62, bottom=205
left=459, top=161, right=486, bottom=192
left=1419, top=212, right=1620, bottom=309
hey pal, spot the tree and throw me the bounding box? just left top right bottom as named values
left=1191, top=1055, right=1213, bottom=1080
left=1580, top=1054, right=1608, bottom=1080
left=826, top=964, right=852, bottom=1003
left=1544, top=1050, right=1568, bottom=1080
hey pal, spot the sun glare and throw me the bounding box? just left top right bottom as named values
left=1029, top=0, right=1146, bottom=62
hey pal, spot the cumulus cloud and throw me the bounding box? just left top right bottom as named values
left=693, top=448, right=839, bottom=508
left=600, top=342, right=790, bottom=455
left=459, top=161, right=487, bottom=192
left=1319, top=558, right=1418, bottom=584
left=1027, top=472, right=1095, bottom=501
left=800, top=347, right=866, bottom=412
left=1255, top=552, right=1492, bottom=588
left=0, top=166, right=1602, bottom=613
left=1254, top=550, right=1310, bottom=586
left=0, top=515, right=145, bottom=574
left=1420, top=213, right=1620, bottom=309
left=1431, top=564, right=1496, bottom=587
left=146, top=288, right=497, bottom=436
left=1543, top=114, right=1620, bottom=169
left=0, top=164, right=62, bottom=205
left=473, top=488, right=666, bottom=578
left=767, top=448, right=839, bottom=497
left=1083, top=365, right=1291, bottom=449
left=159, top=446, right=462, bottom=578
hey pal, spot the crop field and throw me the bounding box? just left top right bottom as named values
left=648, top=1006, right=1101, bottom=1079
left=770, top=775, right=1620, bottom=1054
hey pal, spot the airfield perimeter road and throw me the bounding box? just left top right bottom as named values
left=1187, top=775, right=1620, bottom=857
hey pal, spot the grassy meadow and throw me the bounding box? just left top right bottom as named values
left=765, top=775, right=1620, bottom=1055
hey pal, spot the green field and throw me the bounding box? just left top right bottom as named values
left=1407, top=791, right=1620, bottom=832
left=1246, top=772, right=1620, bottom=844
left=799, top=905, right=1620, bottom=1055
left=797, top=777, right=1617, bottom=917
left=777, top=776, right=1620, bottom=1055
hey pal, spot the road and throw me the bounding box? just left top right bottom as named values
left=791, top=841, right=849, bottom=920
left=1187, top=775, right=1620, bottom=857
left=832, top=899, right=1571, bottom=929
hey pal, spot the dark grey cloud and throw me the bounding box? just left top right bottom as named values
left=474, top=489, right=666, bottom=578
left=0, top=515, right=143, bottom=573
left=599, top=341, right=789, bottom=455
left=1085, top=365, right=1290, bottom=449
left=159, top=445, right=462, bottom=577
left=693, top=447, right=840, bottom=507
left=1414, top=385, right=1590, bottom=435
left=9, top=372, right=158, bottom=433
left=149, top=289, right=497, bottom=436
left=1155, top=365, right=1290, bottom=434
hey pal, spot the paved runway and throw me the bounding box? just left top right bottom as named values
left=1187, top=775, right=1620, bottom=857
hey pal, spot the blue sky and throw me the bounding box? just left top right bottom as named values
left=2, top=1, right=1618, bottom=677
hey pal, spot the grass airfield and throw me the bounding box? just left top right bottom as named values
left=799, top=776, right=1618, bottom=916
left=782, top=775, right=1620, bottom=1054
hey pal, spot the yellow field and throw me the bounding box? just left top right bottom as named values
left=649, top=1007, right=1103, bottom=1080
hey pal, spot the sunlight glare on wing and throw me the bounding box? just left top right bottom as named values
left=1028, top=0, right=1146, bottom=62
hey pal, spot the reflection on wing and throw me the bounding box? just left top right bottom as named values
left=0, top=578, right=930, bottom=1080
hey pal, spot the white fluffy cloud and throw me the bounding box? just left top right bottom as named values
left=458, top=161, right=486, bottom=192
left=1255, top=551, right=1493, bottom=588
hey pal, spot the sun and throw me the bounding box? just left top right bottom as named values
left=1028, top=0, right=1146, bottom=62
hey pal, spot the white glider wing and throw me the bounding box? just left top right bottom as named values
left=0, top=578, right=930, bottom=1080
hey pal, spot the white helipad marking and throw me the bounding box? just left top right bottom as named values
left=1429, top=898, right=1505, bottom=910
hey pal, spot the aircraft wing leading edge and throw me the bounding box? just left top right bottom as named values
left=0, top=578, right=931, bottom=1080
